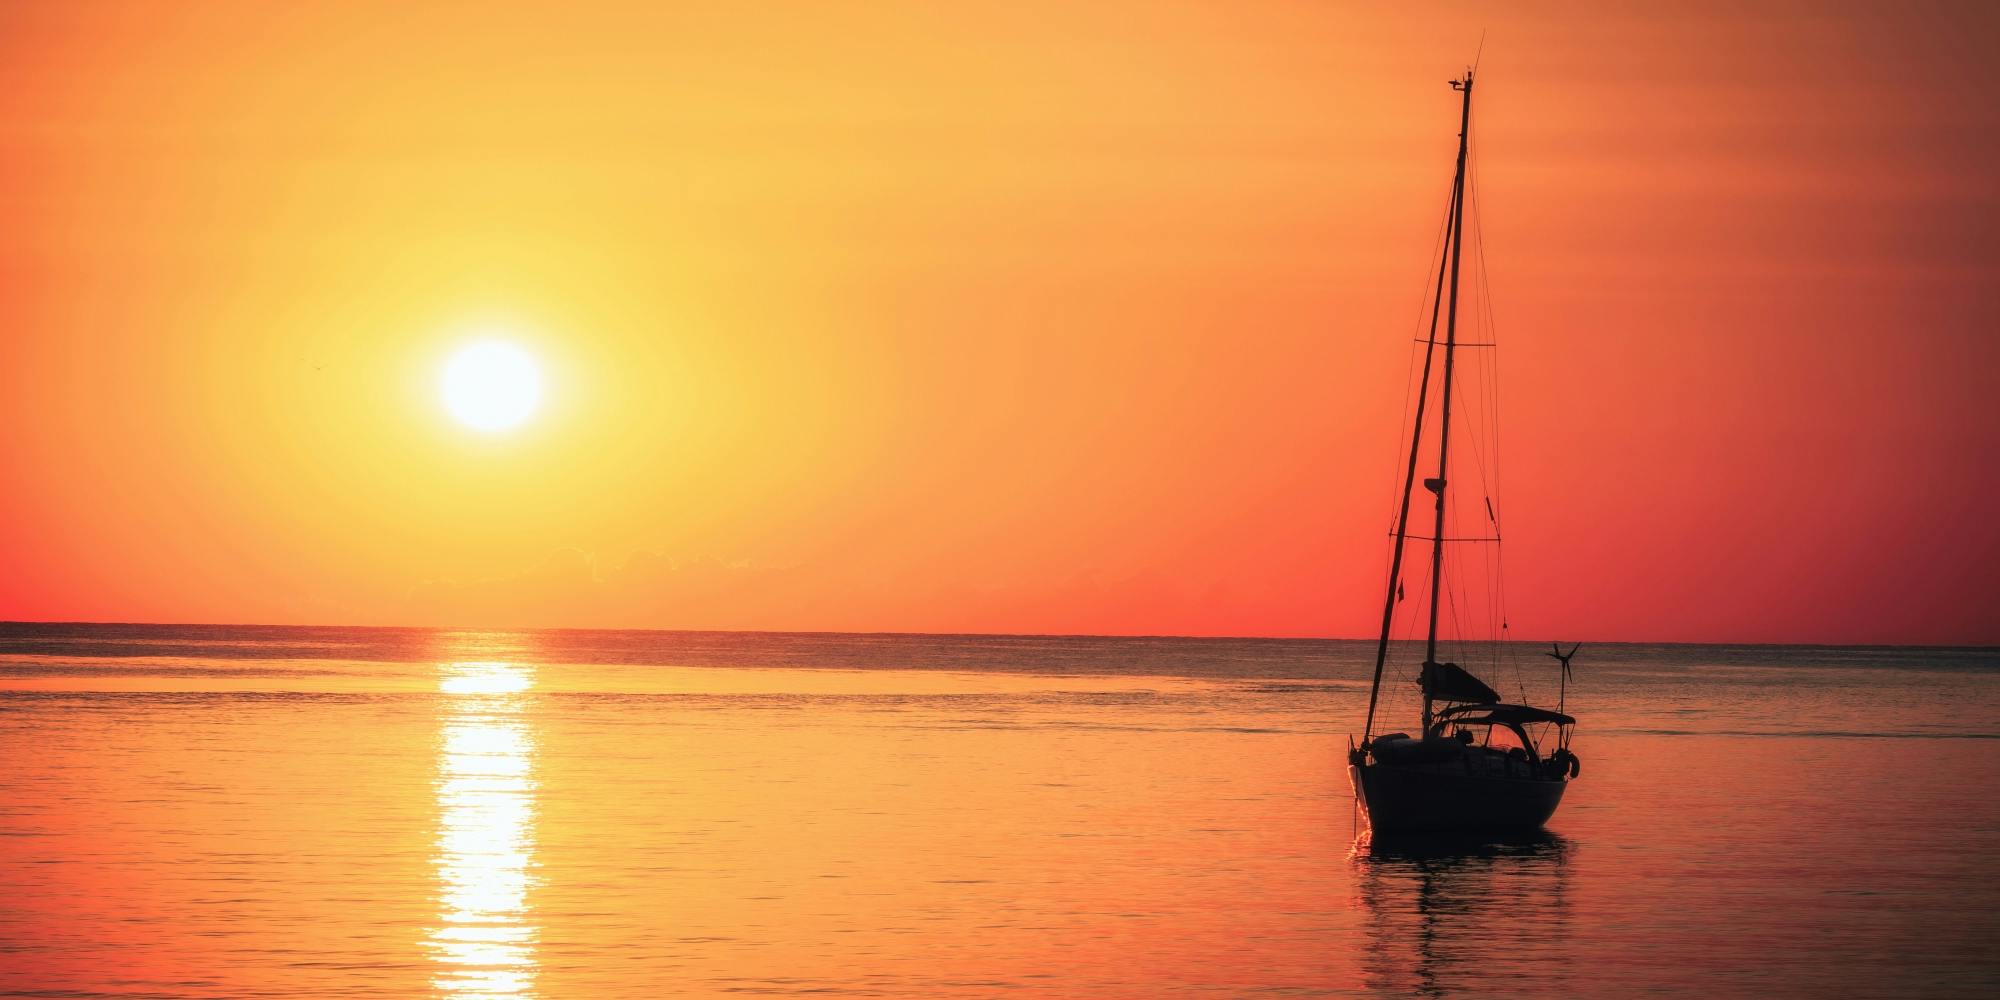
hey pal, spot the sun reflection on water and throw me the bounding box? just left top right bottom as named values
left=428, top=660, right=539, bottom=997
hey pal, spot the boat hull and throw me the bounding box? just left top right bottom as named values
left=1349, top=761, right=1566, bottom=834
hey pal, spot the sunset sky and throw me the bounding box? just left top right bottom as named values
left=2, top=1, right=1994, bottom=643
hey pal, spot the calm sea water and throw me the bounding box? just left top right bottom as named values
left=2, top=623, right=1996, bottom=998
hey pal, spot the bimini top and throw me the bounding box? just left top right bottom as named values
left=1436, top=702, right=1577, bottom=727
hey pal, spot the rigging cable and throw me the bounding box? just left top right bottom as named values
left=1469, top=110, right=1524, bottom=702
left=1383, top=182, right=1460, bottom=540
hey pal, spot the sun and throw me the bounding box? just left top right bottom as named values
left=440, top=340, right=542, bottom=432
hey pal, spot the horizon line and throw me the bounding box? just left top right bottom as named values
left=0, top=617, right=1992, bottom=651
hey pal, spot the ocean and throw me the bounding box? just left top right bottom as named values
left=2, top=623, right=1995, bottom=997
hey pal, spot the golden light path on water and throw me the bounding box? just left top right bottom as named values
left=427, top=661, right=540, bottom=997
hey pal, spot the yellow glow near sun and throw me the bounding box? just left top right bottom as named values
left=439, top=661, right=535, bottom=695
left=441, top=340, right=542, bottom=432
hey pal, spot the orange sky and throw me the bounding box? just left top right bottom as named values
left=1, top=1, right=1994, bottom=643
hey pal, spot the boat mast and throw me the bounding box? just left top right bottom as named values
left=1359, top=75, right=1469, bottom=746
left=1423, top=71, right=1474, bottom=735
left=1359, top=192, right=1457, bottom=745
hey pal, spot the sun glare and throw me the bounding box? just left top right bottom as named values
left=441, top=341, right=542, bottom=432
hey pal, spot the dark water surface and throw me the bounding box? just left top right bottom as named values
left=2, top=624, right=1996, bottom=997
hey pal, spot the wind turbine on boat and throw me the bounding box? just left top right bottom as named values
left=1547, top=643, right=1581, bottom=717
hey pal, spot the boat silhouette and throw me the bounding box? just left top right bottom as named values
left=1348, top=69, right=1581, bottom=834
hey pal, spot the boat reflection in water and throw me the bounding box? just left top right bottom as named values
left=426, top=660, right=541, bottom=997
left=1353, top=830, right=1573, bottom=996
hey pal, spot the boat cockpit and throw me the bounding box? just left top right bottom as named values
left=1368, top=703, right=1578, bottom=780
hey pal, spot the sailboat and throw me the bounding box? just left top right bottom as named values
left=1347, top=69, right=1582, bottom=834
